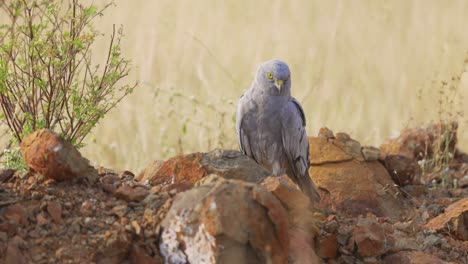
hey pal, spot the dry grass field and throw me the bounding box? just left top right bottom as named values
left=3, top=1, right=468, bottom=171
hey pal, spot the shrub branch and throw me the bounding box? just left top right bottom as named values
left=0, top=0, right=137, bottom=147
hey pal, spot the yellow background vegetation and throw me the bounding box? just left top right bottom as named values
left=4, top=1, right=468, bottom=171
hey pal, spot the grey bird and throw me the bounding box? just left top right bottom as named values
left=236, top=59, right=320, bottom=202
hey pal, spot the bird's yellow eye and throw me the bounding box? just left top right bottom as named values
left=266, top=73, right=273, bottom=79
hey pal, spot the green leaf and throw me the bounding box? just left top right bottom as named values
left=84, top=6, right=98, bottom=17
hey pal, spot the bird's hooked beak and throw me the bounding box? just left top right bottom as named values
left=275, top=79, right=284, bottom=91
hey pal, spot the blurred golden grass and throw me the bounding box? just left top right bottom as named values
left=3, top=1, right=468, bottom=171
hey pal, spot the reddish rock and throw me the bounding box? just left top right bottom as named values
left=380, top=122, right=458, bottom=161
left=148, top=153, right=207, bottom=187
left=3, top=204, right=28, bottom=226
left=262, top=176, right=321, bottom=263
left=425, top=198, right=468, bottom=241
left=5, top=241, right=26, bottom=264
left=384, top=251, right=450, bottom=264
left=47, top=201, right=62, bottom=224
left=145, top=149, right=269, bottom=190
left=352, top=218, right=393, bottom=257
left=36, top=212, right=49, bottom=226
left=160, top=175, right=289, bottom=264
left=381, top=154, right=422, bottom=186
left=317, top=234, right=338, bottom=259
left=114, top=186, right=149, bottom=202
left=20, top=129, right=98, bottom=181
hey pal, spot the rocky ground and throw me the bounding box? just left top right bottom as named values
left=0, top=123, right=467, bottom=264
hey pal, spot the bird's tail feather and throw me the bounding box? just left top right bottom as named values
left=297, top=173, right=321, bottom=203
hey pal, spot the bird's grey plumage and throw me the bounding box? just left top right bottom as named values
left=236, top=59, right=320, bottom=202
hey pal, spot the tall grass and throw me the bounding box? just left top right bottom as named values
left=2, top=0, right=468, bottom=171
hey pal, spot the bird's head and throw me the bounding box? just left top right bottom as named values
left=255, top=59, right=291, bottom=95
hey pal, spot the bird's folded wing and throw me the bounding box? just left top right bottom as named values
left=236, top=95, right=258, bottom=163
left=281, top=99, right=309, bottom=178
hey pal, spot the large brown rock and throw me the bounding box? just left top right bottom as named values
left=144, top=149, right=270, bottom=189
left=20, top=129, right=97, bottom=181
left=261, top=175, right=321, bottom=264
left=159, top=175, right=289, bottom=264
left=383, top=251, right=450, bottom=264
left=309, top=134, right=406, bottom=219
left=425, top=198, right=468, bottom=241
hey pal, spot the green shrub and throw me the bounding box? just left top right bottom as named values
left=0, top=0, right=137, bottom=148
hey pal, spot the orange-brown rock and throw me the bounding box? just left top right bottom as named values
left=145, top=149, right=270, bottom=190
left=425, top=198, right=468, bottom=241
left=20, top=129, right=98, bottom=181
left=309, top=132, right=406, bottom=219
left=261, top=175, right=321, bottom=263
left=149, top=152, right=207, bottom=187
left=309, top=137, right=353, bottom=165
left=352, top=218, right=393, bottom=257
left=159, top=175, right=289, bottom=264
left=383, top=251, right=450, bottom=264
left=313, top=164, right=404, bottom=218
